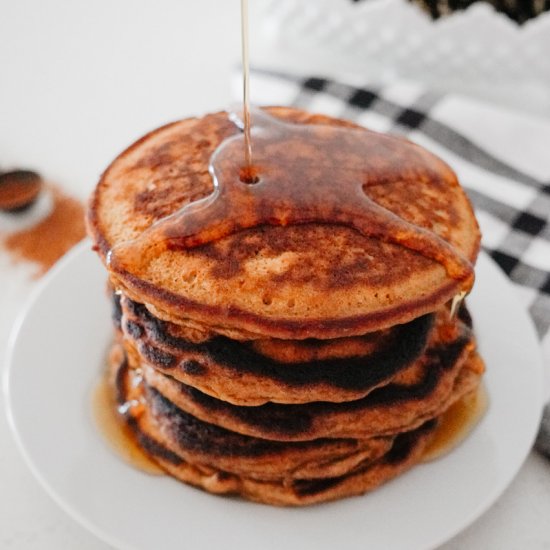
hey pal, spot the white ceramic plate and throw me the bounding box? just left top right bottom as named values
left=4, top=242, right=545, bottom=550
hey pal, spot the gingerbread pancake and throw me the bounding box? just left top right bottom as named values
left=112, top=347, right=438, bottom=506
left=140, top=343, right=483, bottom=442
left=141, top=422, right=437, bottom=507
left=111, top=346, right=394, bottom=481
left=117, top=292, right=437, bottom=405
left=87, top=107, right=480, bottom=340
left=89, top=106, right=485, bottom=507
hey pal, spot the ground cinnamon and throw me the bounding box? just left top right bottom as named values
left=1, top=184, right=85, bottom=275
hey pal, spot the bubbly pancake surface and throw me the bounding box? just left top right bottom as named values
left=88, top=107, right=480, bottom=339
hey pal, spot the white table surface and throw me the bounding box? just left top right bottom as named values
left=1, top=2, right=549, bottom=549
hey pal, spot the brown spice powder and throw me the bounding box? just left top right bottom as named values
left=1, top=184, right=86, bottom=275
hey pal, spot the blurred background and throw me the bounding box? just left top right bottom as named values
left=250, top=0, right=550, bottom=115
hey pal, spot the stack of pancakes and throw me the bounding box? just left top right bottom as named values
left=87, top=107, right=484, bottom=506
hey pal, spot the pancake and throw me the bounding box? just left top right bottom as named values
left=116, top=292, right=432, bottom=363
left=90, top=106, right=485, bottom=506
left=132, top=418, right=437, bottom=507
left=140, top=339, right=482, bottom=442
left=118, top=293, right=440, bottom=405
left=112, top=344, right=438, bottom=505
left=111, top=346, right=394, bottom=481
left=87, top=107, right=480, bottom=340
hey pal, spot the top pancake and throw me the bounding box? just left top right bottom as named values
left=87, top=107, right=480, bottom=339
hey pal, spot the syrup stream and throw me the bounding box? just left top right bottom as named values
left=241, top=0, right=252, bottom=168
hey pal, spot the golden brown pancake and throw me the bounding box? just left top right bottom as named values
left=117, top=292, right=441, bottom=405
left=90, top=107, right=485, bottom=506
left=112, top=346, right=395, bottom=481
left=130, top=418, right=437, bottom=507
left=117, top=294, right=475, bottom=407
left=111, top=345, right=439, bottom=506
left=87, top=107, right=480, bottom=340
left=140, top=345, right=483, bottom=442
left=117, top=300, right=482, bottom=442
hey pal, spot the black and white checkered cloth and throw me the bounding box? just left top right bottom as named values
left=242, top=68, right=550, bottom=457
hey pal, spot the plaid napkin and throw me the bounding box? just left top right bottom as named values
left=242, top=68, right=550, bottom=457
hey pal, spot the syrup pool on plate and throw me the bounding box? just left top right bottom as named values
left=422, top=383, right=489, bottom=462
left=92, top=370, right=164, bottom=476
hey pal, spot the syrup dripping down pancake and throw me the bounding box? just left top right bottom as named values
left=89, top=106, right=485, bottom=506
left=88, top=107, right=480, bottom=340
